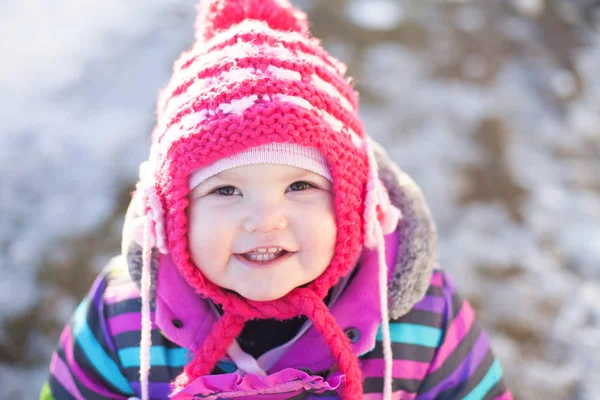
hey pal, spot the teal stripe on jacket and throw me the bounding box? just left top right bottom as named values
left=377, top=323, right=443, bottom=348
left=72, top=299, right=135, bottom=395
left=463, top=360, right=504, bottom=400
left=118, top=346, right=191, bottom=368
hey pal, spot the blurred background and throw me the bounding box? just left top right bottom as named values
left=1, top=0, right=599, bottom=398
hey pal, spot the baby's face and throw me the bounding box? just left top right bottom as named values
left=187, top=164, right=336, bottom=301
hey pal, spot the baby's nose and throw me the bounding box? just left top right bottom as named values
left=242, top=204, right=288, bottom=232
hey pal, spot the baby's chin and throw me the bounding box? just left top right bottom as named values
left=235, top=286, right=295, bottom=302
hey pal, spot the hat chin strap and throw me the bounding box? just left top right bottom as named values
left=374, top=221, right=393, bottom=400
left=298, top=291, right=364, bottom=399
left=140, top=216, right=154, bottom=400
left=175, top=311, right=246, bottom=387
left=364, top=138, right=397, bottom=400
left=169, top=288, right=364, bottom=400
left=362, top=201, right=394, bottom=400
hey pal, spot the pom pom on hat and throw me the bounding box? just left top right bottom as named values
left=195, top=0, right=309, bottom=41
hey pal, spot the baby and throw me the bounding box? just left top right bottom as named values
left=41, top=0, right=513, bottom=399
left=188, top=161, right=337, bottom=302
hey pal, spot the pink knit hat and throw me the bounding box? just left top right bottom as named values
left=133, top=1, right=400, bottom=399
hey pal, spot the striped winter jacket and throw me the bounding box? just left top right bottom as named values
left=41, top=146, right=513, bottom=400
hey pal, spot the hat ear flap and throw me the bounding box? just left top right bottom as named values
left=133, top=161, right=168, bottom=255
left=363, top=139, right=401, bottom=248
left=375, top=180, right=402, bottom=235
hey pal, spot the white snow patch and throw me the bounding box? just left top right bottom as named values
left=568, top=103, right=600, bottom=139
left=345, top=0, right=405, bottom=31
left=463, top=54, right=487, bottom=79
left=509, top=0, right=546, bottom=18
left=551, top=69, right=577, bottom=99
left=454, top=6, right=486, bottom=32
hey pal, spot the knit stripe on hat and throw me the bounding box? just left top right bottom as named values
left=159, top=93, right=363, bottom=153
left=162, top=60, right=356, bottom=125
left=163, top=35, right=356, bottom=113
left=157, top=23, right=359, bottom=131
left=162, top=86, right=359, bottom=137
left=159, top=69, right=362, bottom=145
left=177, top=23, right=348, bottom=79
left=188, top=142, right=332, bottom=190
left=160, top=94, right=363, bottom=151
left=173, top=28, right=351, bottom=89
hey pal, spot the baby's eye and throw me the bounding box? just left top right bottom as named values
left=288, top=181, right=314, bottom=192
left=213, top=186, right=240, bottom=196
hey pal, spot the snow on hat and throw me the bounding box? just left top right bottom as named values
left=134, top=0, right=400, bottom=399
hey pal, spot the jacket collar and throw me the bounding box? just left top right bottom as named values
left=154, top=229, right=400, bottom=372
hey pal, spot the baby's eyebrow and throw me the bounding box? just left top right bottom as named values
left=202, top=167, right=328, bottom=187
left=284, top=171, right=314, bottom=180
left=224, top=170, right=313, bottom=181
left=190, top=175, right=231, bottom=195
left=282, top=173, right=328, bottom=185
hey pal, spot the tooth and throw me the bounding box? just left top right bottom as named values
left=267, top=248, right=279, bottom=253
left=244, top=251, right=282, bottom=262
left=257, top=248, right=267, bottom=253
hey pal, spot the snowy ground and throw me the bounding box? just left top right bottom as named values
left=1, top=0, right=598, bottom=399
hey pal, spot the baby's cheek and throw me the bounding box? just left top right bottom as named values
left=317, top=212, right=337, bottom=248
left=189, top=205, right=230, bottom=241
left=306, top=221, right=336, bottom=270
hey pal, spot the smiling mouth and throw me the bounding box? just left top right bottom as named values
left=237, top=248, right=292, bottom=264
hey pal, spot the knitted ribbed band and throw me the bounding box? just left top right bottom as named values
left=188, top=143, right=332, bottom=190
